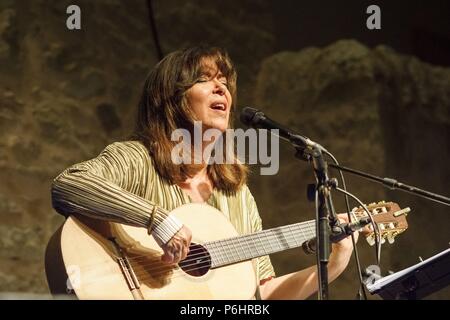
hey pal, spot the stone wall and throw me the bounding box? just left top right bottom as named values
left=0, top=0, right=275, bottom=295
left=250, top=40, right=450, bottom=299
left=0, top=0, right=157, bottom=293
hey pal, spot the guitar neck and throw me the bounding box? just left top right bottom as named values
left=205, top=220, right=316, bottom=268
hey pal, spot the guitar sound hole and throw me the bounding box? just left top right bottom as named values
left=179, top=243, right=211, bottom=277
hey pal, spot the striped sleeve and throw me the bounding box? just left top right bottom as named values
left=51, top=141, right=181, bottom=241
left=245, top=187, right=276, bottom=283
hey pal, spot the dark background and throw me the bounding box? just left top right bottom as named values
left=0, top=0, right=449, bottom=299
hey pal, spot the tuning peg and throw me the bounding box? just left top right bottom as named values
left=387, top=234, right=395, bottom=244
left=380, top=237, right=386, bottom=244
left=366, top=235, right=375, bottom=246
left=377, top=200, right=386, bottom=204
left=393, top=207, right=411, bottom=217
left=388, top=222, right=395, bottom=229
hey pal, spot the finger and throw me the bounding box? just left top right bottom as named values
left=180, top=245, right=188, bottom=261
left=161, top=251, right=174, bottom=264
left=181, top=237, right=189, bottom=249
left=173, top=241, right=183, bottom=253
left=337, top=214, right=349, bottom=223
left=173, top=250, right=181, bottom=263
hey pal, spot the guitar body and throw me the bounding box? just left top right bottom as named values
left=45, top=203, right=257, bottom=300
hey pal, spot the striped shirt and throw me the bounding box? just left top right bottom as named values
left=51, top=140, right=276, bottom=283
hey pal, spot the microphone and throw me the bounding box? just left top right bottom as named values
left=240, top=107, right=326, bottom=151
left=301, top=217, right=371, bottom=255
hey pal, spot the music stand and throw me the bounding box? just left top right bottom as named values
left=366, top=248, right=450, bottom=300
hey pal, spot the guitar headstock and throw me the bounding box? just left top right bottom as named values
left=352, top=201, right=409, bottom=246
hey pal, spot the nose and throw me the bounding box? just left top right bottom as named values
left=213, top=79, right=226, bottom=95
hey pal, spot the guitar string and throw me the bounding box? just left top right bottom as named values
left=126, top=218, right=390, bottom=279
left=123, top=220, right=316, bottom=263
left=129, top=242, right=313, bottom=282
left=130, top=229, right=317, bottom=279
left=142, top=224, right=395, bottom=285
left=77, top=225, right=315, bottom=276
left=131, top=226, right=315, bottom=272
left=121, top=205, right=386, bottom=265
left=78, top=222, right=317, bottom=273
left=81, top=226, right=389, bottom=285
left=76, top=216, right=390, bottom=279
left=81, top=216, right=390, bottom=278
left=130, top=227, right=317, bottom=282
left=130, top=223, right=387, bottom=283
left=78, top=225, right=317, bottom=276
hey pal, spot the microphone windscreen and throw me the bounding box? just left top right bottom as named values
left=240, top=107, right=258, bottom=126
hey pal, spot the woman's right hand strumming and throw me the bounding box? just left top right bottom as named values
left=160, top=225, right=192, bottom=264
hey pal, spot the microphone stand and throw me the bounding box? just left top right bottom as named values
left=290, top=134, right=449, bottom=300
left=296, top=145, right=341, bottom=300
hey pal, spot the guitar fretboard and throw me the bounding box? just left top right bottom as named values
left=204, top=220, right=316, bottom=268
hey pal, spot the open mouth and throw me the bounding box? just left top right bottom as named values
left=210, top=103, right=227, bottom=112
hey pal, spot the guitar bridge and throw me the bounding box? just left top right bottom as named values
left=109, top=237, right=144, bottom=299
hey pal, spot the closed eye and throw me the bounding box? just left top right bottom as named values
left=196, top=76, right=209, bottom=83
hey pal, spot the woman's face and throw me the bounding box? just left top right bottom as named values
left=185, top=59, right=232, bottom=132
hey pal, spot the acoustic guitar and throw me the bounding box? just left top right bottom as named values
left=45, top=201, right=409, bottom=299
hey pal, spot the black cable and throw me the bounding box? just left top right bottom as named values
left=146, top=0, right=164, bottom=60
left=334, top=186, right=382, bottom=265
left=323, top=150, right=368, bottom=300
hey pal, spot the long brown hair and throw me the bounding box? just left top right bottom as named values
left=131, top=46, right=248, bottom=194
